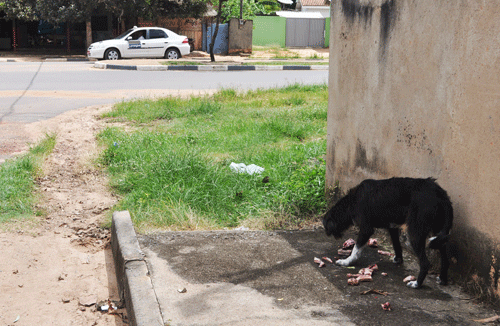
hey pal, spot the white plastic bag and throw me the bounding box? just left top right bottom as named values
left=229, top=162, right=265, bottom=175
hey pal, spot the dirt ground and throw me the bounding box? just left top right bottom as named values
left=0, top=47, right=329, bottom=326
left=0, top=105, right=126, bottom=326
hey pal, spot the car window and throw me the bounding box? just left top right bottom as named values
left=129, top=30, right=146, bottom=40
left=149, top=29, right=167, bottom=39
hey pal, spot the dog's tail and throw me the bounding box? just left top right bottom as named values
left=429, top=199, right=453, bottom=249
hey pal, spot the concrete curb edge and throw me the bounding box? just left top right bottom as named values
left=94, top=62, right=329, bottom=71
left=111, top=210, right=163, bottom=326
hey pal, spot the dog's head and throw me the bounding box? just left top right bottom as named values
left=323, top=208, right=344, bottom=239
left=323, top=195, right=354, bottom=239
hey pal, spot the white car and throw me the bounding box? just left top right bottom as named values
left=87, top=26, right=190, bottom=60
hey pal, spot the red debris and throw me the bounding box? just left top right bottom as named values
left=381, top=302, right=391, bottom=311
left=403, top=275, right=416, bottom=283
left=368, top=238, right=378, bottom=247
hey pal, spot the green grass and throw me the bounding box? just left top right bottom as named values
left=0, top=134, right=56, bottom=223
left=99, top=84, right=329, bottom=231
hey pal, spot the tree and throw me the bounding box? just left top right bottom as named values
left=0, top=0, right=37, bottom=21
left=220, top=0, right=264, bottom=23
left=208, top=0, right=224, bottom=62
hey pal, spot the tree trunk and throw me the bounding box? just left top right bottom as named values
left=86, top=20, right=92, bottom=49
left=66, top=22, right=71, bottom=53
left=209, top=0, right=224, bottom=62
left=12, top=19, right=17, bottom=51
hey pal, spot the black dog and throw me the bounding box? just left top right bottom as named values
left=323, top=177, right=453, bottom=288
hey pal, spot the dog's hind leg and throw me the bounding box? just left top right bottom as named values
left=407, top=238, right=430, bottom=289
left=388, top=228, right=403, bottom=264
left=437, top=244, right=449, bottom=285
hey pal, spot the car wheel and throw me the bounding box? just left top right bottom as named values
left=104, top=48, right=120, bottom=60
left=165, top=48, right=181, bottom=60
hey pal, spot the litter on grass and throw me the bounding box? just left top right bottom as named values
left=230, top=162, right=265, bottom=175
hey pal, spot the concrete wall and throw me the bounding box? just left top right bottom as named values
left=228, top=19, right=252, bottom=54
left=327, top=0, right=500, bottom=301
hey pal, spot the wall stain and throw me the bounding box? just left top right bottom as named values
left=340, top=0, right=397, bottom=63
left=396, top=117, right=434, bottom=155
left=354, top=140, right=387, bottom=174
left=379, top=0, right=396, bottom=60
left=341, top=0, right=374, bottom=28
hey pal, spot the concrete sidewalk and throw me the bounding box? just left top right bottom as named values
left=111, top=211, right=499, bottom=326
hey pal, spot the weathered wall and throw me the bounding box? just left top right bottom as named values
left=327, top=0, right=500, bottom=301
left=228, top=19, right=252, bottom=54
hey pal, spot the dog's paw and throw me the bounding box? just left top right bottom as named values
left=406, top=280, right=420, bottom=289
left=436, top=276, right=448, bottom=285
left=392, top=257, right=403, bottom=264
left=336, top=259, right=350, bottom=266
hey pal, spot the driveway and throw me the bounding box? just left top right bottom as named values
left=112, top=212, right=499, bottom=326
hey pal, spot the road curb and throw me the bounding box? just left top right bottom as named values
left=111, top=210, right=163, bottom=326
left=0, top=57, right=92, bottom=62
left=94, top=62, right=329, bottom=71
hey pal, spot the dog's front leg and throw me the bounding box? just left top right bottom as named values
left=336, top=244, right=364, bottom=266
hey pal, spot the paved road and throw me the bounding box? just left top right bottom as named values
left=0, top=61, right=328, bottom=123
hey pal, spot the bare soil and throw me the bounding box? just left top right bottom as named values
left=0, top=105, right=126, bottom=326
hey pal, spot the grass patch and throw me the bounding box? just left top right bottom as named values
left=306, top=53, right=326, bottom=60
left=0, top=133, right=56, bottom=223
left=99, top=84, right=329, bottom=231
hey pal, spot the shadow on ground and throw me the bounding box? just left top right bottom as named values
left=139, top=228, right=496, bottom=326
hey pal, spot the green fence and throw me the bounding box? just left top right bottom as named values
left=253, top=16, right=287, bottom=47
left=253, top=16, right=330, bottom=48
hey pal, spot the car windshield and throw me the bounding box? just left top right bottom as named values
left=114, top=29, right=135, bottom=40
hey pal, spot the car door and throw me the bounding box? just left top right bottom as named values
left=122, top=29, right=148, bottom=58
left=142, top=29, right=169, bottom=57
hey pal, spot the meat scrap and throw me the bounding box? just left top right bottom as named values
left=347, top=278, right=359, bottom=285
left=322, top=257, right=333, bottom=263
left=343, top=238, right=356, bottom=249
left=357, top=274, right=373, bottom=282
left=381, top=302, right=392, bottom=311
left=403, top=275, right=416, bottom=283
left=314, top=257, right=325, bottom=268
left=338, top=249, right=352, bottom=256
left=368, top=238, right=378, bottom=247
left=378, top=250, right=395, bottom=257
left=346, top=264, right=378, bottom=285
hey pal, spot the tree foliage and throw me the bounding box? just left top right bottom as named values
left=0, top=0, right=37, bottom=20
left=219, top=0, right=264, bottom=23
left=0, top=0, right=208, bottom=23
